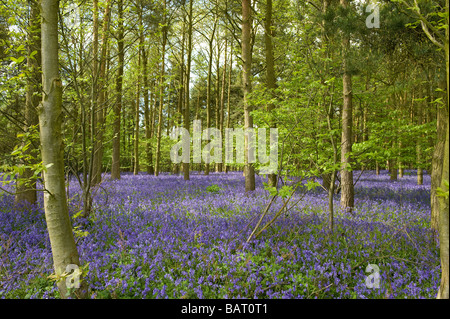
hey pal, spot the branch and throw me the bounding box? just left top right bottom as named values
left=411, top=0, right=446, bottom=49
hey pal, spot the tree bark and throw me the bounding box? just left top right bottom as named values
left=339, top=0, right=354, bottom=210
left=265, top=0, right=277, bottom=187
left=39, top=0, right=85, bottom=298
left=437, top=10, right=449, bottom=297
left=134, top=9, right=144, bottom=176
left=224, top=39, right=233, bottom=173
left=242, top=0, right=255, bottom=192
left=205, top=15, right=218, bottom=175
left=92, top=0, right=111, bottom=185
left=15, top=0, right=41, bottom=205
left=155, top=1, right=167, bottom=176
left=431, top=80, right=448, bottom=232
left=417, top=88, right=424, bottom=185
left=183, top=0, right=193, bottom=181
left=215, top=33, right=221, bottom=173
left=134, top=56, right=140, bottom=175
left=437, top=120, right=449, bottom=299
left=218, top=38, right=227, bottom=173
left=111, top=0, right=124, bottom=180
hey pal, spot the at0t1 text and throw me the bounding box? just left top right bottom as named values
left=225, top=303, right=267, bottom=314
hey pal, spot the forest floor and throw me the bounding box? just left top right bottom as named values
left=0, top=170, right=440, bottom=299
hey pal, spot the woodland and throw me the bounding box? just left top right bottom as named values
left=0, top=0, right=448, bottom=299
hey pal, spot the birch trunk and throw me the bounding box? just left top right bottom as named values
left=39, top=0, right=85, bottom=298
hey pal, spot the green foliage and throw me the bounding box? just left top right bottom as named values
left=0, top=125, right=44, bottom=192
left=436, top=180, right=449, bottom=200
left=205, top=184, right=221, bottom=194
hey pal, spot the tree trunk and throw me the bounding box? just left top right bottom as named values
left=431, top=80, right=448, bottom=232
left=265, top=0, right=277, bottom=187
left=242, top=0, right=255, bottom=192
left=436, top=16, right=449, bottom=298
left=224, top=39, right=233, bottom=173
left=134, top=10, right=143, bottom=176
left=134, top=61, right=140, bottom=175
left=155, top=2, right=167, bottom=176
left=417, top=89, right=424, bottom=185
left=215, top=34, right=221, bottom=173
left=173, top=6, right=186, bottom=176
left=143, top=57, right=153, bottom=175
left=205, top=16, right=218, bottom=175
left=15, top=1, right=41, bottom=205
left=339, top=0, right=354, bottom=210
left=389, top=157, right=398, bottom=181
left=218, top=38, right=227, bottom=173
left=39, top=0, right=85, bottom=298
left=183, top=0, right=194, bottom=181
left=111, top=0, right=124, bottom=180
left=92, top=0, right=111, bottom=185
left=437, top=120, right=449, bottom=299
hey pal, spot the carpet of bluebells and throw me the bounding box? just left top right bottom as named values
left=0, top=170, right=440, bottom=299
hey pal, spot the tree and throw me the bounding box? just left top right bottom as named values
left=14, top=0, right=41, bottom=205
left=92, top=0, right=112, bottom=185
left=200, top=6, right=218, bottom=176
left=339, top=0, right=354, bottom=211
left=111, top=0, right=125, bottom=180
left=155, top=0, right=168, bottom=176
left=395, top=0, right=448, bottom=299
left=183, top=0, right=194, bottom=181
left=264, top=0, right=277, bottom=187
left=39, top=0, right=85, bottom=298
left=242, top=0, right=255, bottom=192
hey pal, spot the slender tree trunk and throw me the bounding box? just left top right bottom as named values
left=265, top=0, right=277, bottom=187
left=183, top=0, right=193, bottom=181
left=242, top=0, right=255, bottom=192
left=339, top=0, right=354, bottom=210
left=417, top=89, right=424, bottom=185
left=150, top=86, right=157, bottom=169
left=15, top=1, right=41, bottom=205
left=155, top=2, right=167, bottom=176
left=437, top=119, right=449, bottom=299
left=389, top=155, right=398, bottom=181
left=205, top=16, right=218, bottom=175
left=173, top=6, right=186, bottom=176
left=134, top=9, right=144, bottom=175
left=437, top=14, right=449, bottom=298
left=326, top=91, right=338, bottom=232
left=218, top=38, right=227, bottom=173
left=215, top=34, right=221, bottom=173
left=111, top=0, right=124, bottom=180
left=86, top=0, right=99, bottom=214
left=39, top=0, right=85, bottom=298
left=145, top=84, right=154, bottom=175
left=431, top=80, right=448, bottom=232
left=134, top=50, right=141, bottom=175
left=225, top=40, right=233, bottom=173
left=92, top=0, right=111, bottom=185
left=143, top=55, right=153, bottom=175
